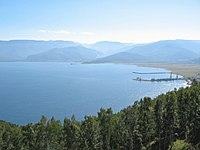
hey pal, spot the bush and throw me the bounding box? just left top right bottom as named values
left=171, top=140, right=191, bottom=150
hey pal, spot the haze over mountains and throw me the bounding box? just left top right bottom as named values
left=0, top=39, right=200, bottom=63
left=85, top=41, right=134, bottom=56
left=26, top=46, right=100, bottom=62
left=0, top=40, right=80, bottom=61
left=92, top=40, right=200, bottom=63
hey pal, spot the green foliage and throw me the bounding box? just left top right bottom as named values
left=97, top=108, right=113, bottom=150
left=0, top=121, right=22, bottom=150
left=0, top=82, right=200, bottom=149
left=63, top=115, right=80, bottom=149
left=80, top=116, right=101, bottom=149
left=171, top=140, right=191, bottom=150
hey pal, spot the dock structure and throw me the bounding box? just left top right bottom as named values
left=132, top=71, right=183, bottom=82
left=132, top=78, right=185, bottom=82
left=132, top=71, right=172, bottom=74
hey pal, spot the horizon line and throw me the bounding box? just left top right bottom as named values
left=0, top=38, right=200, bottom=44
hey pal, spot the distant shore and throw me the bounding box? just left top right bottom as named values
left=129, top=62, right=200, bottom=78
left=85, top=61, right=200, bottom=79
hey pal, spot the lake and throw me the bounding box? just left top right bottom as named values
left=0, top=62, right=186, bottom=124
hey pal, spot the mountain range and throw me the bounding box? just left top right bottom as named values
left=26, top=46, right=100, bottom=62
left=85, top=41, right=134, bottom=56
left=0, top=39, right=200, bottom=63
left=91, top=40, right=200, bottom=63
left=0, top=40, right=79, bottom=61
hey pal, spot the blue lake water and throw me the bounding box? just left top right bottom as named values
left=0, top=62, right=186, bottom=124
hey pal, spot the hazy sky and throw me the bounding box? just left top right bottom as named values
left=0, top=0, right=200, bottom=43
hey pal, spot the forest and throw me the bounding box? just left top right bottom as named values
left=0, top=81, right=200, bottom=150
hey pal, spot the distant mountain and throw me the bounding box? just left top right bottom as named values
left=1, top=39, right=200, bottom=63
left=91, top=40, right=200, bottom=63
left=127, top=40, right=200, bottom=58
left=85, top=41, right=134, bottom=56
left=0, top=40, right=80, bottom=61
left=93, top=52, right=146, bottom=63
left=26, top=46, right=100, bottom=62
left=191, top=57, right=200, bottom=64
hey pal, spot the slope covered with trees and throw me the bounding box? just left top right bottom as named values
left=0, top=81, right=200, bottom=149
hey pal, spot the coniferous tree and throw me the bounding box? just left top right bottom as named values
left=188, top=82, right=200, bottom=147
left=63, top=115, right=80, bottom=150
left=46, top=117, right=63, bottom=150
left=177, top=87, right=190, bottom=140
left=132, top=129, right=144, bottom=150
left=21, top=123, right=35, bottom=149
left=138, top=97, right=154, bottom=148
left=154, top=97, right=164, bottom=150
left=80, top=116, right=101, bottom=150
left=98, top=108, right=113, bottom=150
left=33, top=115, right=48, bottom=150
left=110, top=115, right=129, bottom=149
left=163, top=92, right=178, bottom=150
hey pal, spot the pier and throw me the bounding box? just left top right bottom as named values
left=132, top=77, right=185, bottom=82
left=132, top=71, right=184, bottom=82
left=132, top=71, right=171, bottom=74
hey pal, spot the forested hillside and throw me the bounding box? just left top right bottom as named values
left=0, top=81, right=200, bottom=149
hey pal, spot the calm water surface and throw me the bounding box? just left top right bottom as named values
left=0, top=62, right=186, bottom=124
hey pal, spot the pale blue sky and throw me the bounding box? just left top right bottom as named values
left=0, top=0, right=200, bottom=43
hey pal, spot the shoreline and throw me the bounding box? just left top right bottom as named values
left=127, top=62, right=200, bottom=78
left=85, top=61, right=200, bottom=84
left=86, top=62, right=200, bottom=78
